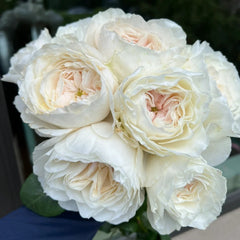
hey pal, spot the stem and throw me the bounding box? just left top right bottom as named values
left=136, top=216, right=148, bottom=233
left=160, top=235, right=171, bottom=240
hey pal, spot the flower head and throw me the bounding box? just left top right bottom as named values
left=146, top=154, right=227, bottom=234
left=33, top=122, right=144, bottom=224
left=13, top=42, right=117, bottom=136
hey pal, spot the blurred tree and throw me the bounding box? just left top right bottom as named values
left=0, top=0, right=17, bottom=15
left=1, top=0, right=240, bottom=72
left=43, top=0, right=102, bottom=10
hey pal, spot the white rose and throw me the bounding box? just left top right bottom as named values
left=55, top=9, right=186, bottom=63
left=202, top=42, right=240, bottom=134
left=201, top=98, right=233, bottom=165
left=180, top=41, right=235, bottom=165
left=55, top=17, right=91, bottom=44
left=33, top=122, right=144, bottom=224
left=145, top=154, right=226, bottom=234
left=113, top=67, right=211, bottom=158
left=2, top=29, right=52, bottom=85
left=89, top=8, right=186, bottom=56
left=109, top=44, right=186, bottom=84
left=12, top=42, right=117, bottom=137
left=87, top=9, right=187, bottom=83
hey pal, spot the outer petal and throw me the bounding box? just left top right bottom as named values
left=85, top=8, right=127, bottom=48
left=109, top=46, right=186, bottom=83
left=14, top=96, right=74, bottom=137
left=2, top=29, right=52, bottom=85
left=202, top=98, right=233, bottom=166
left=54, top=17, right=91, bottom=43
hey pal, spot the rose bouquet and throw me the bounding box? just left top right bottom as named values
left=3, top=8, right=240, bottom=240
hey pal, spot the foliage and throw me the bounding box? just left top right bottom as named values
left=20, top=173, right=65, bottom=217
left=20, top=174, right=171, bottom=239
left=93, top=200, right=171, bottom=240
left=0, top=0, right=17, bottom=15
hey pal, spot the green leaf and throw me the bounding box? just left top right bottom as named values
left=135, top=198, right=147, bottom=217
left=20, top=173, right=64, bottom=217
left=137, top=231, right=159, bottom=240
left=139, top=212, right=156, bottom=232
left=99, top=222, right=114, bottom=233
left=119, top=218, right=139, bottom=235
left=92, top=228, right=124, bottom=240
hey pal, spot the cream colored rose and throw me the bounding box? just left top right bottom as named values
left=202, top=42, right=240, bottom=134
left=90, top=8, right=186, bottom=55
left=145, top=154, right=226, bottom=234
left=33, top=122, right=144, bottom=224
left=55, top=9, right=186, bottom=61
left=55, top=17, right=91, bottom=44
left=2, top=29, right=52, bottom=85
left=13, top=42, right=117, bottom=137
left=114, top=68, right=211, bottom=157
left=180, top=41, right=235, bottom=165
left=89, top=9, right=187, bottom=80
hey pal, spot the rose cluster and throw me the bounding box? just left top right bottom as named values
left=3, top=8, right=240, bottom=234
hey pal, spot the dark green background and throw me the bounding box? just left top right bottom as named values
left=2, top=0, right=239, bottom=70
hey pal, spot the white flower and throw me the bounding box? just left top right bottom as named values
left=2, top=29, right=52, bottom=85
left=145, top=154, right=226, bottom=235
left=55, top=9, right=186, bottom=64
left=12, top=42, right=117, bottom=137
left=33, top=122, right=144, bottom=224
left=113, top=67, right=211, bottom=158
left=201, top=98, right=233, bottom=165
left=55, top=17, right=91, bottom=44
left=202, top=42, right=240, bottom=135
left=89, top=8, right=186, bottom=55
left=180, top=41, right=235, bottom=165
left=87, top=9, right=187, bottom=83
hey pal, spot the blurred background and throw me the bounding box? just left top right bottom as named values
left=0, top=0, right=240, bottom=237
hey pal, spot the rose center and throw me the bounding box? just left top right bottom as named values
left=66, top=162, right=121, bottom=200
left=55, top=68, right=101, bottom=108
left=110, top=23, right=162, bottom=50
left=145, top=90, right=181, bottom=126
left=169, top=179, right=202, bottom=216
left=176, top=180, right=199, bottom=199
